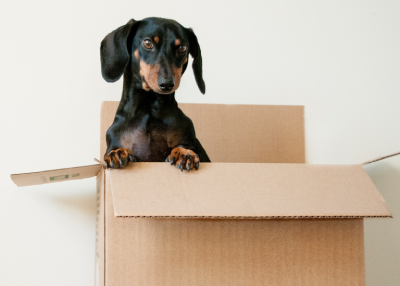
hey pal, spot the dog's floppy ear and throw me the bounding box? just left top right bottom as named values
left=101, top=19, right=138, bottom=82
left=187, top=28, right=205, bottom=94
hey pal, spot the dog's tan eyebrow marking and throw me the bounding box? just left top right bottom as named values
left=134, top=49, right=139, bottom=60
left=154, top=36, right=159, bottom=43
left=175, top=39, right=181, bottom=46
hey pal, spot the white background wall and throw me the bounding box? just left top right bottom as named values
left=1, top=0, right=399, bottom=285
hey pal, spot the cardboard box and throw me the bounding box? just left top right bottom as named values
left=11, top=102, right=391, bottom=286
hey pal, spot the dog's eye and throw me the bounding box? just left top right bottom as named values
left=178, top=45, right=187, bottom=53
left=143, top=39, right=153, bottom=49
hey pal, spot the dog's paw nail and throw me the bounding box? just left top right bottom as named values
left=105, top=148, right=133, bottom=169
left=168, top=148, right=200, bottom=172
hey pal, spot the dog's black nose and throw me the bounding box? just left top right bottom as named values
left=158, top=78, right=175, bottom=91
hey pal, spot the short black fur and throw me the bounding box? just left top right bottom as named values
left=101, top=17, right=210, bottom=169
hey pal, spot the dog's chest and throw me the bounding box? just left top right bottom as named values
left=120, top=116, right=174, bottom=162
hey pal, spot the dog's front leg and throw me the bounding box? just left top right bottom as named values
left=165, top=126, right=210, bottom=172
left=104, top=124, right=136, bottom=169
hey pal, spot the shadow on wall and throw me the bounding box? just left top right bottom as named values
left=364, top=161, right=400, bottom=286
left=42, top=185, right=97, bottom=219
left=21, top=179, right=98, bottom=221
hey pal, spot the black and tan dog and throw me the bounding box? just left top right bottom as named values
left=101, top=17, right=210, bottom=171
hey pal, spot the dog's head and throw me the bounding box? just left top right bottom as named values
left=100, top=17, right=205, bottom=94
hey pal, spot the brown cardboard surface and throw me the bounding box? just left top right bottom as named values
left=105, top=169, right=365, bottom=285
left=94, top=170, right=105, bottom=286
left=10, top=164, right=102, bottom=187
left=100, top=102, right=305, bottom=163
left=10, top=102, right=391, bottom=286
left=108, top=162, right=391, bottom=218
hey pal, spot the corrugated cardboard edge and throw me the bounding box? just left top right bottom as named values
left=114, top=215, right=391, bottom=219
left=362, top=151, right=400, bottom=166
left=94, top=169, right=106, bottom=286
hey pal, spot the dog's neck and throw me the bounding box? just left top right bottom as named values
left=116, top=73, right=178, bottom=119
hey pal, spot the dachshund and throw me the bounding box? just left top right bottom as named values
left=100, top=17, right=210, bottom=172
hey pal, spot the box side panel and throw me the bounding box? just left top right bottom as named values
left=94, top=170, right=105, bottom=286
left=179, top=103, right=305, bottom=163
left=105, top=214, right=365, bottom=286
left=360, top=220, right=366, bottom=284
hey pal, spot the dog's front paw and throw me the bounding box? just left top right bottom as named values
left=166, top=147, right=200, bottom=172
left=104, top=148, right=136, bottom=169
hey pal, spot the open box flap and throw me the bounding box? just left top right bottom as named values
left=108, top=162, right=391, bottom=218
left=11, top=164, right=102, bottom=187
